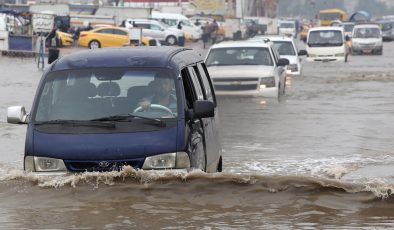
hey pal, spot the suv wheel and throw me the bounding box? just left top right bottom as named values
left=166, top=35, right=177, bottom=46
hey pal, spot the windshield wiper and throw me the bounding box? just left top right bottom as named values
left=34, top=120, right=116, bottom=128
left=91, top=114, right=166, bottom=127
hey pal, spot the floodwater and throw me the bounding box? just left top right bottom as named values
left=1, top=42, right=394, bottom=229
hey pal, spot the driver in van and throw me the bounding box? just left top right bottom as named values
left=138, top=73, right=177, bottom=112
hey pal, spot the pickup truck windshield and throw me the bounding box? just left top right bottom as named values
left=33, top=68, right=178, bottom=122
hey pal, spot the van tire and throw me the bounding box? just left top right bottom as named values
left=166, top=35, right=177, bottom=46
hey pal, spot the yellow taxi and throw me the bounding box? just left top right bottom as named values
left=78, top=27, right=129, bottom=49
left=57, top=31, right=74, bottom=47
left=184, top=31, right=193, bottom=41
left=300, top=24, right=311, bottom=42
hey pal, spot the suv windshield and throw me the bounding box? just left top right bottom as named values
left=33, top=68, right=178, bottom=122
left=206, top=47, right=273, bottom=66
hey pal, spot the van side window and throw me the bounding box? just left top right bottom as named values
left=181, top=68, right=196, bottom=109
left=200, top=63, right=217, bottom=106
left=194, top=64, right=215, bottom=104
left=187, top=67, right=204, bottom=100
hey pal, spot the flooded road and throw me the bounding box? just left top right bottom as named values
left=1, top=42, right=394, bottom=229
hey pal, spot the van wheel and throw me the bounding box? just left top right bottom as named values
left=166, top=35, right=177, bottom=46
left=89, top=40, right=101, bottom=49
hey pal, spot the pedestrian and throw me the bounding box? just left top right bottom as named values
left=202, top=22, right=211, bottom=49
left=177, top=21, right=183, bottom=30
left=210, top=19, right=219, bottom=44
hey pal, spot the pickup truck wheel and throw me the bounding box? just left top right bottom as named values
left=166, top=36, right=177, bottom=46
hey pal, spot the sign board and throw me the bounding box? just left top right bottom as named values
left=32, top=13, right=54, bottom=33
left=192, top=0, right=226, bottom=15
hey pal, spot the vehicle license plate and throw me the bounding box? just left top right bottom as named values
left=363, top=49, right=372, bottom=54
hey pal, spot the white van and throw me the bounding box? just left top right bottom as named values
left=151, top=11, right=202, bottom=40
left=0, top=14, right=6, bottom=31
left=279, top=20, right=296, bottom=38
left=306, top=26, right=349, bottom=62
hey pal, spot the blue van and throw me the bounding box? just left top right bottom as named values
left=7, top=47, right=222, bottom=173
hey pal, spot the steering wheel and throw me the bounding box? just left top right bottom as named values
left=133, top=104, right=174, bottom=117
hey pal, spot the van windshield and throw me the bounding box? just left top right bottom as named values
left=33, top=68, right=178, bottom=122
left=280, top=23, right=295, bottom=28
left=308, top=30, right=343, bottom=47
left=353, top=27, right=381, bottom=38
left=206, top=47, right=273, bottom=66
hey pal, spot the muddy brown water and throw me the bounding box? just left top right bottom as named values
left=1, top=42, right=394, bottom=229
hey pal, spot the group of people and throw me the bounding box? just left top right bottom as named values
left=197, top=19, right=220, bottom=48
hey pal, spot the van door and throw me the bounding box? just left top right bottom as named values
left=181, top=68, right=206, bottom=171
left=193, top=63, right=221, bottom=172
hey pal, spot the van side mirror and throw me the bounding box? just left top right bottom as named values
left=7, top=106, right=28, bottom=124
left=298, top=50, right=307, bottom=56
left=191, top=100, right=214, bottom=119
left=277, top=58, right=289, bottom=66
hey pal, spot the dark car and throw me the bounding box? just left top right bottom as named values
left=7, top=47, right=222, bottom=173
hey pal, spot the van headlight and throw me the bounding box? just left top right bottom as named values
left=25, top=156, right=67, bottom=172
left=260, top=77, right=275, bottom=89
left=335, top=53, right=345, bottom=57
left=308, top=53, right=317, bottom=57
left=142, top=152, right=190, bottom=170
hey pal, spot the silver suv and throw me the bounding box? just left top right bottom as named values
left=205, top=41, right=289, bottom=99
left=125, top=19, right=185, bottom=46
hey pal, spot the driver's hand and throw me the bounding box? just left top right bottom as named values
left=139, top=98, right=151, bottom=110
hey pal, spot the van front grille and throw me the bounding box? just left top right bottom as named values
left=64, top=159, right=144, bottom=172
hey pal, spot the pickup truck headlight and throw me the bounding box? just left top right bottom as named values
left=260, top=77, right=276, bottom=89
left=142, top=152, right=190, bottom=170
left=25, top=156, right=67, bottom=172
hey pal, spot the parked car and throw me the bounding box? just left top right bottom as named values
left=57, top=31, right=74, bottom=47
left=151, top=11, right=202, bottom=41
left=205, top=41, right=289, bottom=99
left=7, top=47, right=222, bottom=173
left=306, top=26, right=349, bottom=62
left=250, top=35, right=307, bottom=76
left=124, top=19, right=185, bottom=46
left=78, top=26, right=129, bottom=49
left=376, top=20, right=394, bottom=41
left=351, top=23, right=383, bottom=55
